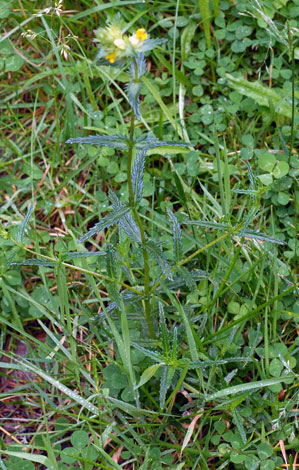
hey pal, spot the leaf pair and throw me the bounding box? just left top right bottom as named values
left=67, top=132, right=190, bottom=153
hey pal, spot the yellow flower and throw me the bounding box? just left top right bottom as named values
left=136, top=28, right=148, bottom=41
left=105, top=52, right=116, bottom=63
left=129, top=28, right=148, bottom=48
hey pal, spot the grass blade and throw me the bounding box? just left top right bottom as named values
left=208, top=377, right=291, bottom=400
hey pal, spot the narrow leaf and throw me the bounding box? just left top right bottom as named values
left=0, top=451, right=47, bottom=465
left=11, top=258, right=55, bottom=267
left=188, top=357, right=253, bottom=368
left=105, top=292, right=139, bottom=314
left=105, top=245, right=120, bottom=307
left=238, top=230, right=285, bottom=245
left=63, top=251, right=106, bottom=259
left=232, top=189, right=258, bottom=196
left=159, top=365, right=169, bottom=409
left=208, top=377, right=290, bottom=400
left=159, top=302, right=170, bottom=357
left=131, top=342, right=163, bottom=363
left=185, top=220, right=229, bottom=229
left=156, top=268, right=208, bottom=292
left=132, top=150, right=146, bottom=204
left=198, top=0, right=211, bottom=48
left=181, top=21, right=198, bottom=61
left=78, top=205, right=131, bottom=243
left=107, top=396, right=156, bottom=417
left=146, top=240, right=172, bottom=280
left=135, top=363, right=163, bottom=389
left=232, top=408, right=247, bottom=445
left=66, top=134, right=128, bottom=149
left=109, top=191, right=141, bottom=242
left=127, top=55, right=146, bottom=119
left=17, top=205, right=34, bottom=243
left=106, top=244, right=117, bottom=280
left=167, top=209, right=182, bottom=262
left=177, top=266, right=196, bottom=289
left=185, top=220, right=285, bottom=245
left=171, top=327, right=178, bottom=362
left=119, top=213, right=141, bottom=243
left=136, top=139, right=190, bottom=152
left=126, top=80, right=142, bottom=120
left=180, top=412, right=203, bottom=456
left=138, top=37, right=167, bottom=52
left=129, top=53, right=146, bottom=79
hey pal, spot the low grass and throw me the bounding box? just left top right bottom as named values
left=0, top=1, right=299, bottom=469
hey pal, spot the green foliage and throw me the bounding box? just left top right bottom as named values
left=1, top=0, right=299, bottom=469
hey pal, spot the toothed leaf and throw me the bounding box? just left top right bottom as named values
left=129, top=53, right=147, bottom=79
left=108, top=190, right=121, bottom=208
left=246, top=162, right=256, bottom=192
left=105, top=292, right=140, bottom=314
left=62, top=251, right=106, bottom=259
left=109, top=191, right=141, bottom=242
left=145, top=240, right=172, bottom=280
left=167, top=209, right=182, bottom=262
left=131, top=342, right=164, bottom=362
left=237, top=230, right=285, bottom=245
left=138, top=37, right=167, bottom=52
left=17, top=205, right=34, bottom=244
left=159, top=302, right=170, bottom=357
left=132, top=150, right=146, bottom=204
left=185, top=220, right=285, bottom=245
left=106, top=244, right=117, bottom=280
left=184, top=220, right=229, bottom=230
left=171, top=327, right=178, bottom=362
left=232, top=189, right=258, bottom=195
left=176, top=266, right=196, bottom=289
left=105, top=244, right=121, bottom=307
left=136, top=138, right=190, bottom=152
left=119, top=213, right=142, bottom=243
left=66, top=134, right=128, bottom=149
left=155, top=269, right=208, bottom=292
left=78, top=205, right=131, bottom=243
left=239, top=208, right=257, bottom=236
left=159, top=365, right=169, bottom=409
left=11, top=259, right=55, bottom=267
left=126, top=81, right=142, bottom=119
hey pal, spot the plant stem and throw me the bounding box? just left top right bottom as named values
left=288, top=44, right=295, bottom=164
left=126, top=65, right=155, bottom=339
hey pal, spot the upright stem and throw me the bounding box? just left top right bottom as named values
left=288, top=45, right=295, bottom=165
left=127, top=65, right=155, bottom=339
